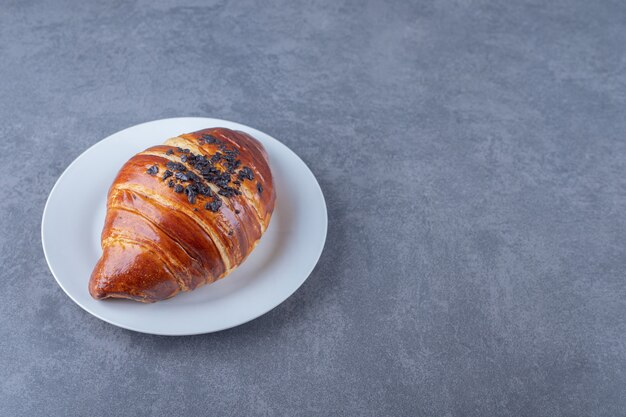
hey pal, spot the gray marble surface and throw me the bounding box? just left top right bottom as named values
left=1, top=0, right=625, bottom=415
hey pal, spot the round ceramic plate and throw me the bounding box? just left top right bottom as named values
left=42, top=117, right=327, bottom=335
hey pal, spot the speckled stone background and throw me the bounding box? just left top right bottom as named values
left=1, top=0, right=625, bottom=415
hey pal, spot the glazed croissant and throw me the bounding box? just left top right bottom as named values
left=89, top=128, right=275, bottom=302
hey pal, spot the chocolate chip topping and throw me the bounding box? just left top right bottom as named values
left=238, top=167, right=254, bottom=181
left=205, top=198, right=222, bottom=212
left=166, top=161, right=187, bottom=172
left=199, top=134, right=220, bottom=145
left=145, top=137, right=263, bottom=211
left=146, top=165, right=158, bottom=175
left=175, top=172, right=189, bottom=181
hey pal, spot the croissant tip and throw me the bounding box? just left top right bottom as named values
left=89, top=283, right=158, bottom=303
left=88, top=280, right=108, bottom=300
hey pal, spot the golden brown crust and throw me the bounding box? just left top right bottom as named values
left=89, top=128, right=276, bottom=302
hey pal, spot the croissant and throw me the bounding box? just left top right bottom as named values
left=89, top=127, right=275, bottom=303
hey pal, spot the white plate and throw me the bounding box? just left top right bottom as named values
left=41, top=117, right=327, bottom=335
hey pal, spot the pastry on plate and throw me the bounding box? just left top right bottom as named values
left=89, top=128, right=275, bottom=302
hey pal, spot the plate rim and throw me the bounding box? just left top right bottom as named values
left=41, top=117, right=328, bottom=336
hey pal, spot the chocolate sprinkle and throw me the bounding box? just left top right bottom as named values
left=186, top=171, right=200, bottom=182
left=175, top=172, right=189, bottom=181
left=218, top=187, right=241, bottom=198
left=153, top=136, right=260, bottom=208
left=238, top=167, right=254, bottom=181
left=205, top=198, right=222, bottom=212
left=166, top=161, right=187, bottom=172
left=198, top=184, right=213, bottom=196
left=185, top=184, right=199, bottom=204
left=201, top=134, right=219, bottom=144
left=210, top=153, right=222, bottom=164
left=185, top=183, right=198, bottom=194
